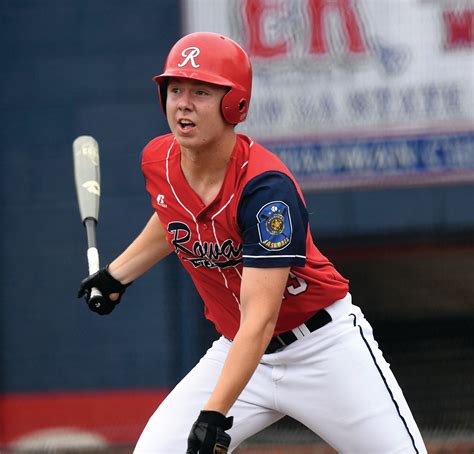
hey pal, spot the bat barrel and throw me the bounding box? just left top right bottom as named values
left=72, top=135, right=101, bottom=223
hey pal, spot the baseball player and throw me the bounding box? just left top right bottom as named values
left=78, top=32, right=427, bottom=453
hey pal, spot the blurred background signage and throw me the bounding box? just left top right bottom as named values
left=184, top=0, right=474, bottom=189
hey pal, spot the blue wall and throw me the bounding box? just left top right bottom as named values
left=1, top=1, right=473, bottom=394
left=0, top=0, right=213, bottom=393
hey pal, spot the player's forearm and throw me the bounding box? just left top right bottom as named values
left=108, top=213, right=172, bottom=283
left=204, top=318, right=276, bottom=415
left=205, top=266, right=287, bottom=414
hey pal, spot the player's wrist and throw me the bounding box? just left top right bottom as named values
left=106, top=263, right=133, bottom=286
left=100, top=265, right=131, bottom=290
left=203, top=399, right=231, bottom=416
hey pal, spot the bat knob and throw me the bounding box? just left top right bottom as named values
left=87, top=295, right=116, bottom=315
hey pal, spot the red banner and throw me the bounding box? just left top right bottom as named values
left=0, top=389, right=169, bottom=449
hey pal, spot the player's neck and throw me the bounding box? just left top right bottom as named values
left=180, top=132, right=236, bottom=206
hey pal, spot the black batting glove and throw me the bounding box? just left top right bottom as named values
left=186, top=410, right=233, bottom=454
left=77, top=266, right=132, bottom=315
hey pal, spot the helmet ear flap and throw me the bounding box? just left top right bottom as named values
left=221, top=89, right=250, bottom=124
left=157, top=80, right=168, bottom=116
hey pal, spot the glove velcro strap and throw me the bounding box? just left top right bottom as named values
left=198, top=411, right=233, bottom=431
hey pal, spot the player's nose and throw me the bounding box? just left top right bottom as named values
left=177, top=90, right=193, bottom=111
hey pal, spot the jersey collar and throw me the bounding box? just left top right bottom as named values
left=167, top=135, right=250, bottom=219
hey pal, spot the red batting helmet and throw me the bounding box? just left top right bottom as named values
left=153, top=32, right=252, bottom=125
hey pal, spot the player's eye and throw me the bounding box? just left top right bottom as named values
left=195, top=89, right=209, bottom=96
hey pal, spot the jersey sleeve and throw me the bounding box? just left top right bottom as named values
left=237, top=171, right=308, bottom=267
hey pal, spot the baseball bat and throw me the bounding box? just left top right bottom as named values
left=72, top=135, right=103, bottom=305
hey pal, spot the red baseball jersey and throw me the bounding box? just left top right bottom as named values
left=142, top=133, right=349, bottom=339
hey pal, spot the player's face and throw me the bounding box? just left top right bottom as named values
left=166, top=78, right=233, bottom=152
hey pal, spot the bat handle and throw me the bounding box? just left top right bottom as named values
left=87, top=246, right=103, bottom=299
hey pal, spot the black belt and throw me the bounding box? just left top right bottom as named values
left=264, top=309, right=332, bottom=354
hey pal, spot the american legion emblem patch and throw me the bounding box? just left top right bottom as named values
left=256, top=201, right=292, bottom=251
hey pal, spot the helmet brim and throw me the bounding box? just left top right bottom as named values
left=153, top=69, right=236, bottom=90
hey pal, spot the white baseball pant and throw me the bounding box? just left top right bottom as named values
left=134, top=294, right=427, bottom=453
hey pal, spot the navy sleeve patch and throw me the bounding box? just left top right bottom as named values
left=257, top=201, right=292, bottom=251
left=237, top=171, right=308, bottom=268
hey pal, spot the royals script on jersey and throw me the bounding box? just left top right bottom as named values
left=142, top=134, right=349, bottom=339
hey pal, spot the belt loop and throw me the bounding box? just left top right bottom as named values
left=292, top=324, right=311, bottom=338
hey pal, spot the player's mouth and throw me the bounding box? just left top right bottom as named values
left=177, top=119, right=196, bottom=134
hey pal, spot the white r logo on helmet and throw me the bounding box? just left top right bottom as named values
left=177, top=47, right=200, bottom=68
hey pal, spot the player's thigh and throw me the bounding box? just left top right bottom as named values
left=228, top=401, right=284, bottom=452
left=228, top=359, right=285, bottom=452
left=283, top=308, right=426, bottom=454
